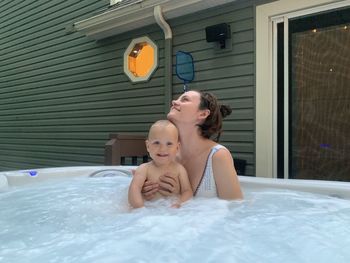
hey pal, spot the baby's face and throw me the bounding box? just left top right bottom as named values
left=146, top=125, right=179, bottom=165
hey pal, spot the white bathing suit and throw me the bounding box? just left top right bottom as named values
left=194, top=144, right=225, bottom=198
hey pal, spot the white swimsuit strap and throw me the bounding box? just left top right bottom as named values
left=195, top=144, right=225, bottom=197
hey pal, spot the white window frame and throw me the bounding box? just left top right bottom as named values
left=123, top=36, right=158, bottom=83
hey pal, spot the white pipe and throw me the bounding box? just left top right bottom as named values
left=154, top=5, right=173, bottom=114
left=154, top=5, right=172, bottom=39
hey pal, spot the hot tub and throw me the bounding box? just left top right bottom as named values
left=1, top=166, right=349, bottom=263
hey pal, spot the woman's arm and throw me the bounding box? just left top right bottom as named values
left=128, top=165, right=148, bottom=208
left=172, top=165, right=193, bottom=207
left=212, top=148, right=243, bottom=200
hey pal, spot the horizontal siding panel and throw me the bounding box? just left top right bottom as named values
left=185, top=44, right=253, bottom=67
left=172, top=85, right=253, bottom=97
left=0, top=144, right=102, bottom=156
left=228, top=98, right=254, bottom=109
left=0, top=139, right=103, bottom=148
left=230, top=108, right=254, bottom=120
left=0, top=0, right=50, bottom=27
left=212, top=88, right=254, bottom=99
left=0, top=0, right=28, bottom=10
left=194, top=65, right=253, bottom=82
left=184, top=52, right=253, bottom=66
left=0, top=87, right=164, bottom=108
left=0, top=96, right=165, bottom=115
left=0, top=132, right=124, bottom=140
left=1, top=50, right=118, bottom=78
left=0, top=67, right=165, bottom=92
left=0, top=115, right=161, bottom=127
left=231, top=153, right=254, bottom=163
left=232, top=30, right=254, bottom=44
left=230, top=19, right=254, bottom=34
left=171, top=6, right=253, bottom=33
left=0, top=64, right=125, bottom=85
left=174, top=40, right=254, bottom=55
left=1, top=1, right=103, bottom=50
left=193, top=55, right=253, bottom=72
left=174, top=75, right=254, bottom=92
left=223, top=108, right=254, bottom=120
left=224, top=120, right=254, bottom=131
left=0, top=75, right=164, bottom=98
left=0, top=0, right=256, bottom=173
left=172, top=20, right=253, bottom=47
left=0, top=123, right=156, bottom=133
left=224, top=142, right=254, bottom=153
left=0, top=149, right=103, bottom=162
left=220, top=131, right=254, bottom=142
left=0, top=155, right=101, bottom=169
left=2, top=1, right=74, bottom=37
left=2, top=37, right=101, bottom=70
left=2, top=1, right=95, bottom=37
left=1, top=28, right=162, bottom=71
left=0, top=114, right=161, bottom=127
left=0, top=105, right=164, bottom=121
left=1, top=37, right=164, bottom=78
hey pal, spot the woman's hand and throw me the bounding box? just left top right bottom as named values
left=136, top=170, right=180, bottom=199
left=132, top=169, right=159, bottom=201
left=158, top=172, right=180, bottom=196
left=141, top=180, right=159, bottom=201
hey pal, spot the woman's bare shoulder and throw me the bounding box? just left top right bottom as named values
left=212, top=146, right=233, bottom=164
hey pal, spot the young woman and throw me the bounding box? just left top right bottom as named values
left=142, top=90, right=243, bottom=200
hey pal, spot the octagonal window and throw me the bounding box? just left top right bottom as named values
left=124, top=36, right=158, bottom=82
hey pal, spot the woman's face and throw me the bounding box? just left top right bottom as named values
left=167, top=91, right=205, bottom=125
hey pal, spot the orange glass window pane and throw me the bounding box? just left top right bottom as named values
left=128, top=43, right=155, bottom=77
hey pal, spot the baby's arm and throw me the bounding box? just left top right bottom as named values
left=172, top=165, right=193, bottom=208
left=128, top=164, right=148, bottom=208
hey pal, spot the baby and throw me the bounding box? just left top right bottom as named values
left=128, top=120, right=193, bottom=208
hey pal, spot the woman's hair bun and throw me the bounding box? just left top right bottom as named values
left=220, top=104, right=232, bottom=118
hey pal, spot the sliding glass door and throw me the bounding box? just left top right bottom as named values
left=275, top=7, right=350, bottom=181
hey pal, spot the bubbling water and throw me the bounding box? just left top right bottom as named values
left=0, top=175, right=349, bottom=263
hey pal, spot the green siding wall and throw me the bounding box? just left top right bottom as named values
left=0, top=0, right=256, bottom=175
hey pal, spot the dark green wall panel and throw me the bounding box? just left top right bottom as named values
left=0, top=0, right=256, bottom=175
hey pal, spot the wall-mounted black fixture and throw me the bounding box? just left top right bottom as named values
left=205, top=23, right=231, bottom=49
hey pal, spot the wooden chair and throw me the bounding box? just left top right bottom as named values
left=104, top=134, right=148, bottom=165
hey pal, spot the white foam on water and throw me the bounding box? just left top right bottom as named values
left=1, top=175, right=349, bottom=263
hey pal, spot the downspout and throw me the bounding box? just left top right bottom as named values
left=154, top=6, right=172, bottom=115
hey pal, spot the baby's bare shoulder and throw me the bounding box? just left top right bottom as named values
left=172, top=162, right=186, bottom=174
left=136, top=162, right=149, bottom=172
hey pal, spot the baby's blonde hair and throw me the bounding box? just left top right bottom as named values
left=148, top=120, right=178, bottom=139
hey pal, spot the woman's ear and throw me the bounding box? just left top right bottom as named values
left=198, top=109, right=210, bottom=121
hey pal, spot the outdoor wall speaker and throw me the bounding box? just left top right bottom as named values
left=205, top=23, right=231, bottom=49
